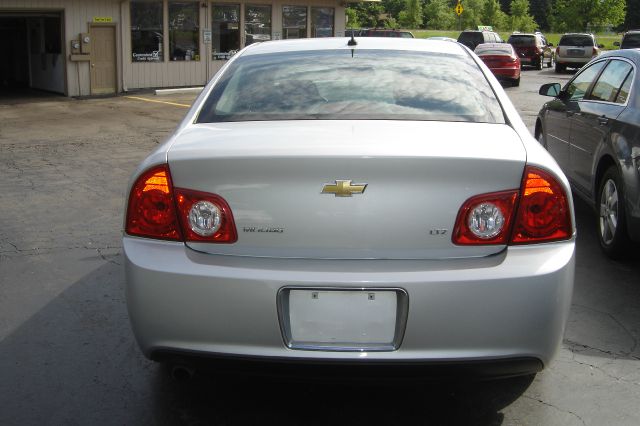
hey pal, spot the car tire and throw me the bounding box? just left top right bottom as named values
left=536, top=56, right=543, bottom=70
left=512, top=76, right=520, bottom=87
left=597, top=165, right=630, bottom=259
left=555, top=63, right=565, bottom=73
left=536, top=130, right=547, bottom=149
left=547, top=55, right=555, bottom=68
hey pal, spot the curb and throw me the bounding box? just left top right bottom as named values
left=155, top=87, right=203, bottom=96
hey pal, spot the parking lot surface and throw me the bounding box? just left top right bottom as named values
left=1, top=73, right=640, bottom=425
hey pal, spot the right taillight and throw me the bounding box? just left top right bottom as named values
left=510, top=166, right=572, bottom=244
left=453, top=166, right=572, bottom=246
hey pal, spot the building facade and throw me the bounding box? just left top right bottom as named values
left=0, top=0, right=348, bottom=97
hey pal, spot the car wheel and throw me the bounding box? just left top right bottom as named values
left=555, top=63, right=565, bottom=73
left=512, top=76, right=520, bottom=87
left=547, top=55, right=555, bottom=68
left=536, top=130, right=547, bottom=149
left=536, top=56, right=543, bottom=70
left=597, top=166, right=630, bottom=258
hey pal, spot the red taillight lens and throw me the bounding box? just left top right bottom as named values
left=556, top=47, right=560, bottom=55
left=452, top=190, right=519, bottom=245
left=453, top=166, right=572, bottom=246
left=175, top=188, right=237, bottom=243
left=126, top=165, right=237, bottom=243
left=126, top=165, right=182, bottom=241
left=592, top=47, right=598, bottom=56
left=511, top=166, right=572, bottom=244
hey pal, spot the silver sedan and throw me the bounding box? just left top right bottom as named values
left=124, top=38, right=575, bottom=380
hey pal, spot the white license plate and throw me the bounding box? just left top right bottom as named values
left=287, top=290, right=398, bottom=348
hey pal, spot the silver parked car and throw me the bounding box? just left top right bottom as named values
left=124, top=38, right=575, bottom=380
left=555, top=33, right=602, bottom=73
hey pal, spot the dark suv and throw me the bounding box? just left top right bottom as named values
left=616, top=30, right=640, bottom=49
left=457, top=30, right=503, bottom=50
left=508, top=33, right=554, bottom=69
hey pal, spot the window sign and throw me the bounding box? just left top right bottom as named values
left=311, top=7, right=334, bottom=38
left=169, top=1, right=200, bottom=61
left=245, top=5, right=271, bottom=46
left=212, top=4, right=240, bottom=60
left=283, top=6, right=307, bottom=39
left=131, top=0, right=163, bottom=62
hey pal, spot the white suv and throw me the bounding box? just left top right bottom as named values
left=555, top=33, right=602, bottom=73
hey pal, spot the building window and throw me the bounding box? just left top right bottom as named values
left=212, top=4, right=240, bottom=60
left=245, top=5, right=271, bottom=46
left=169, top=1, right=200, bottom=61
left=311, top=7, right=333, bottom=38
left=131, top=0, right=164, bottom=62
left=282, top=6, right=307, bottom=39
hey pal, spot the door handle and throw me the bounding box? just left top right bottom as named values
left=598, top=116, right=609, bottom=126
left=91, top=63, right=95, bottom=68
left=566, top=111, right=581, bottom=117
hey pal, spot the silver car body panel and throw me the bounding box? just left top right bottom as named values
left=124, top=237, right=574, bottom=366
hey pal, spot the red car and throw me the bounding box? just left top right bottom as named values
left=474, top=43, right=521, bottom=86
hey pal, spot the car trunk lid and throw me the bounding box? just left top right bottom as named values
left=168, top=120, right=527, bottom=259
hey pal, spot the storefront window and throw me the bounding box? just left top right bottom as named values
left=131, top=0, right=163, bottom=62
left=245, top=5, right=271, bottom=46
left=169, top=1, right=200, bottom=61
left=212, top=4, right=240, bottom=60
left=311, top=7, right=333, bottom=38
left=282, top=6, right=307, bottom=39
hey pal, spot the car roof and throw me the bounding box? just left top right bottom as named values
left=561, top=33, right=594, bottom=37
left=239, top=37, right=469, bottom=56
left=598, top=48, right=640, bottom=65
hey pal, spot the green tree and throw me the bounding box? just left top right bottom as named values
left=482, top=0, right=508, bottom=29
left=399, top=0, right=424, bottom=28
left=529, top=0, right=550, bottom=30
left=550, top=0, right=625, bottom=32
left=423, top=0, right=457, bottom=30
left=382, top=0, right=407, bottom=20
left=346, top=3, right=386, bottom=28
left=510, top=0, right=537, bottom=32
left=460, top=0, right=487, bottom=30
left=346, top=8, right=360, bottom=28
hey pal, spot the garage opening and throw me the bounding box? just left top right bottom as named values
left=0, top=11, right=65, bottom=98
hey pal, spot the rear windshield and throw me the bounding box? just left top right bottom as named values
left=508, top=35, right=536, bottom=46
left=559, top=35, right=594, bottom=47
left=457, top=32, right=482, bottom=44
left=621, top=33, right=640, bottom=48
left=197, top=49, right=505, bottom=124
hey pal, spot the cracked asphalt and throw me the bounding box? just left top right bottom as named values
left=1, top=70, right=639, bottom=425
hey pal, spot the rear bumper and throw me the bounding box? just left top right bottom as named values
left=490, top=67, right=520, bottom=80
left=556, top=56, right=593, bottom=66
left=153, top=350, right=543, bottom=381
left=124, top=236, right=575, bottom=376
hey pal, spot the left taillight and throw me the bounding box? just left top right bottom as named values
left=126, top=164, right=237, bottom=243
left=452, top=166, right=573, bottom=246
left=126, top=164, right=182, bottom=241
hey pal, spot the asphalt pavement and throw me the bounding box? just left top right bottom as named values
left=1, top=72, right=639, bottom=425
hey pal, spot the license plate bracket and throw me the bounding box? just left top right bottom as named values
left=278, top=287, right=408, bottom=351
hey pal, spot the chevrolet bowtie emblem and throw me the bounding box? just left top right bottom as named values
left=321, top=180, right=368, bottom=197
